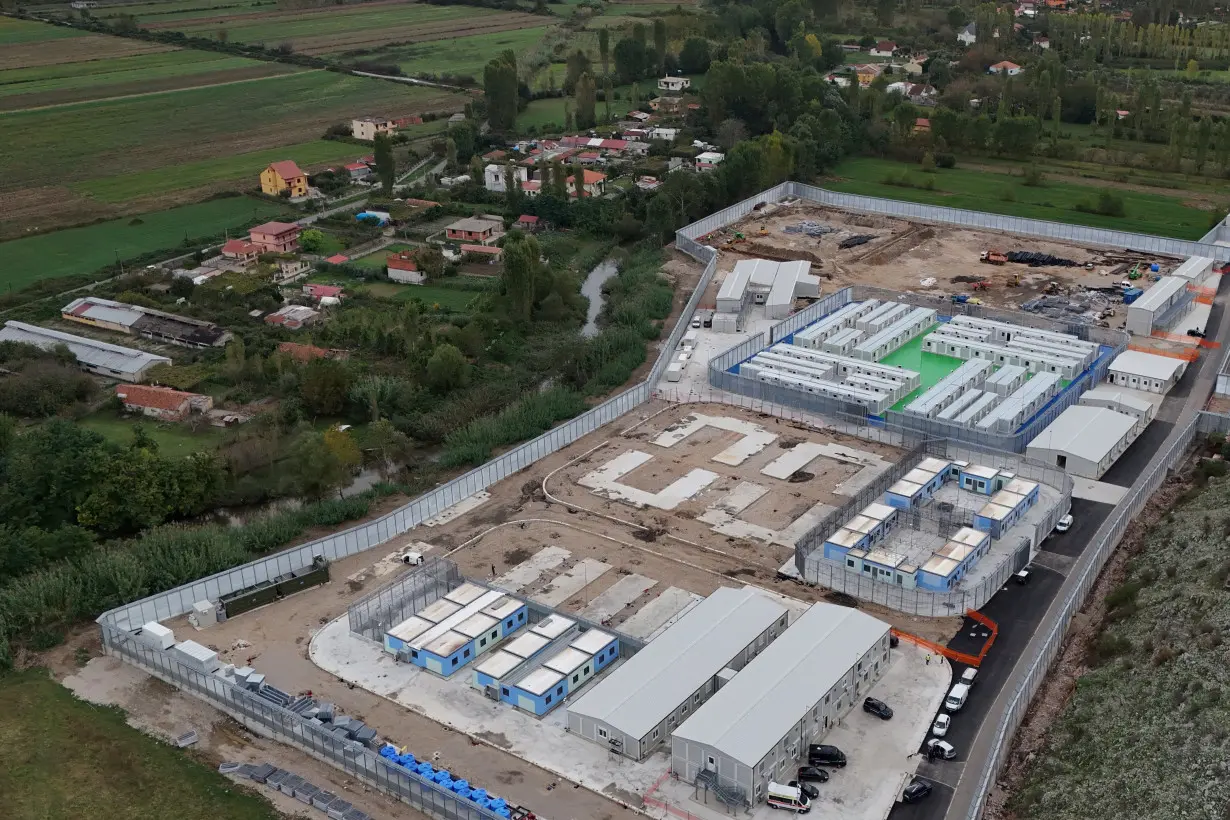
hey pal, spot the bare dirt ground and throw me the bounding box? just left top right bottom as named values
left=0, top=35, right=173, bottom=70
left=982, top=457, right=1198, bottom=819
left=715, top=202, right=1173, bottom=312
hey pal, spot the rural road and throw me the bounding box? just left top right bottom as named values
left=943, top=276, right=1230, bottom=820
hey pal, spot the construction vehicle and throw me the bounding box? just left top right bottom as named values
left=1043, top=281, right=1060, bottom=295
left=757, top=225, right=769, bottom=237
left=1007, top=274, right=1021, bottom=287
left=980, top=250, right=1007, bottom=265
left=970, top=280, right=991, bottom=291
left=1127, top=263, right=1141, bottom=280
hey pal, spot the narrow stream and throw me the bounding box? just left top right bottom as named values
left=580, top=258, right=620, bottom=337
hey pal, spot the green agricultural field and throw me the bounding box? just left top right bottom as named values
left=95, top=0, right=269, bottom=22
left=0, top=197, right=292, bottom=292
left=0, top=16, right=85, bottom=44
left=376, top=26, right=550, bottom=80
left=348, top=242, right=415, bottom=269
left=79, top=412, right=227, bottom=457
left=517, top=95, right=635, bottom=130
left=823, top=158, right=1215, bottom=240
left=0, top=670, right=281, bottom=820
left=75, top=141, right=367, bottom=203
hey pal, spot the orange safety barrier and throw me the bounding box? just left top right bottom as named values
left=892, top=609, right=1000, bottom=668
left=1129, top=343, right=1199, bottom=361
left=1186, top=284, right=1216, bottom=297
left=1197, top=296, right=1215, bottom=305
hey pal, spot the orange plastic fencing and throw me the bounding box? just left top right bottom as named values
left=1129, top=343, right=1199, bottom=361
left=892, top=609, right=1000, bottom=668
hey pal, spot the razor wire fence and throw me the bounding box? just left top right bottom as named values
left=101, top=625, right=509, bottom=820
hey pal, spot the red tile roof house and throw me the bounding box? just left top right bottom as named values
left=345, top=162, right=372, bottom=180
left=304, top=283, right=344, bottom=302
left=278, top=341, right=347, bottom=362
left=265, top=305, right=320, bottom=329
left=870, top=40, right=897, bottom=57
left=914, top=117, right=932, bottom=133
left=517, top=214, right=542, bottom=232
left=116, top=384, right=213, bottom=422
left=387, top=250, right=425, bottom=284
left=325, top=254, right=349, bottom=265
left=460, top=244, right=503, bottom=262
left=220, top=238, right=260, bottom=262
left=564, top=169, right=607, bottom=198
left=250, top=221, right=301, bottom=253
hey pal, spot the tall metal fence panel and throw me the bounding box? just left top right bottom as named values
left=709, top=331, right=770, bottom=372
left=962, top=412, right=1202, bottom=820
left=789, top=183, right=1230, bottom=262
left=101, top=626, right=507, bottom=820
left=677, top=183, right=793, bottom=240
left=654, top=253, right=719, bottom=383
left=348, top=557, right=462, bottom=642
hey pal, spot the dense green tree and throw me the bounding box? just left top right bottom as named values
left=426, top=343, right=469, bottom=392
left=300, top=358, right=353, bottom=416
left=678, top=37, right=711, bottom=74
left=374, top=134, right=395, bottom=195
left=947, top=5, right=967, bottom=29
left=501, top=233, right=540, bottom=321
left=598, top=27, right=610, bottom=76
left=653, top=18, right=668, bottom=74
left=483, top=51, right=518, bottom=132
left=565, top=49, right=592, bottom=94
left=575, top=72, right=597, bottom=129
left=299, top=228, right=326, bottom=254
left=614, top=37, right=650, bottom=84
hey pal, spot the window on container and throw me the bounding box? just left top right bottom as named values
left=598, top=727, right=609, bottom=739
left=573, top=675, right=579, bottom=684
left=545, top=695, right=552, bottom=705
left=480, top=638, right=487, bottom=648
left=557, top=685, right=564, bottom=695
left=451, top=657, right=458, bottom=666
left=502, top=687, right=509, bottom=696
left=584, top=665, right=590, bottom=675
left=464, top=648, right=471, bottom=658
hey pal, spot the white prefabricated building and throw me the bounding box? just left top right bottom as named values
left=566, top=587, right=788, bottom=760
left=1025, top=404, right=1143, bottom=479
left=670, top=603, right=891, bottom=806
left=1106, top=349, right=1187, bottom=394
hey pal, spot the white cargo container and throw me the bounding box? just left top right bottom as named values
left=139, top=621, right=175, bottom=651
left=666, top=362, right=684, bottom=382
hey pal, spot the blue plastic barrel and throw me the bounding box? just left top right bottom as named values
left=489, top=798, right=507, bottom=811
left=380, top=745, right=398, bottom=758
left=398, top=753, right=416, bottom=767
left=470, top=789, right=488, bottom=802
left=455, top=787, right=473, bottom=800
left=433, top=770, right=451, bottom=782
left=1151, top=263, right=1160, bottom=272
left=495, top=808, right=511, bottom=818
left=416, top=763, right=434, bottom=777
left=453, top=779, right=469, bottom=792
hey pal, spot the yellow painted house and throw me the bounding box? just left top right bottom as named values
left=260, top=160, right=308, bottom=197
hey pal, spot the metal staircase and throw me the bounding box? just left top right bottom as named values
left=695, top=769, right=746, bottom=807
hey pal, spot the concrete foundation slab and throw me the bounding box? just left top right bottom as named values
left=580, top=574, right=658, bottom=623
left=761, top=442, right=891, bottom=498
left=533, top=559, right=613, bottom=607
left=579, top=450, right=719, bottom=510
left=651, top=412, right=778, bottom=465
left=423, top=491, right=491, bottom=527
left=760, top=442, right=830, bottom=479
left=620, top=587, right=704, bottom=640
left=1070, top=477, right=1130, bottom=505
left=493, top=546, right=572, bottom=592
left=772, top=501, right=838, bottom=548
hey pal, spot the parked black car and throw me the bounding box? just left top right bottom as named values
left=795, top=766, right=830, bottom=784
left=902, top=778, right=933, bottom=803
left=807, top=744, right=847, bottom=767
left=788, top=780, right=820, bottom=800
left=889, top=633, right=899, bottom=648
left=862, top=697, right=893, bottom=720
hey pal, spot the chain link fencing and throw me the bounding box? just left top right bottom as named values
left=101, top=623, right=510, bottom=820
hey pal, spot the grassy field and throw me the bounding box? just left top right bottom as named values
left=1012, top=466, right=1230, bottom=820
left=308, top=269, right=494, bottom=310
left=79, top=412, right=227, bottom=457
left=348, top=242, right=414, bottom=269
left=823, top=158, right=1215, bottom=239
left=0, top=670, right=281, bottom=820
left=0, top=197, right=292, bottom=291
left=371, top=26, right=550, bottom=80
left=0, top=16, right=85, bottom=44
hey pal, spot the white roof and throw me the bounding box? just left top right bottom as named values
left=418, top=598, right=462, bottom=623
left=502, top=631, right=550, bottom=659
left=672, top=603, right=889, bottom=768
left=717, top=264, right=753, bottom=303
left=174, top=640, right=217, bottom=663
left=1027, top=404, right=1138, bottom=463
left=483, top=597, right=524, bottom=620
left=532, top=615, right=576, bottom=640
left=695, top=151, right=724, bottom=162
left=475, top=650, right=524, bottom=679
left=388, top=615, right=434, bottom=643
left=517, top=667, right=564, bottom=696
left=1130, top=276, right=1186, bottom=313
left=767, top=260, right=817, bottom=310
left=1079, top=385, right=1154, bottom=416
left=446, top=582, right=487, bottom=605
left=0, top=321, right=170, bottom=378
left=1170, top=256, right=1213, bottom=280
left=570, top=629, right=615, bottom=655
left=544, top=646, right=591, bottom=675
left=567, top=588, right=786, bottom=740
left=410, top=589, right=506, bottom=651
left=1108, top=350, right=1185, bottom=382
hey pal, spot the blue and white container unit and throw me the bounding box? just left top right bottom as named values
left=821, top=501, right=898, bottom=561
left=973, top=478, right=1040, bottom=539
left=501, top=628, right=620, bottom=716
left=916, top=527, right=992, bottom=591
left=383, top=583, right=528, bottom=676
left=883, top=457, right=952, bottom=509
left=471, top=630, right=552, bottom=691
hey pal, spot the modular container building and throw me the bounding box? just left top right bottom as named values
left=1126, top=276, right=1190, bottom=335
left=1026, top=404, right=1144, bottom=479
left=566, top=588, right=788, bottom=760
left=394, top=585, right=529, bottom=676
left=1106, top=350, right=1187, bottom=394
left=501, top=629, right=619, bottom=716
left=851, top=307, right=936, bottom=361
left=670, top=604, right=891, bottom=808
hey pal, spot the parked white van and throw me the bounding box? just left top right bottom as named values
left=944, top=682, right=970, bottom=712
left=767, top=781, right=812, bottom=813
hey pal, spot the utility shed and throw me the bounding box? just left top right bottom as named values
left=566, top=587, right=788, bottom=761
left=1106, top=350, right=1187, bottom=395
left=1026, top=404, right=1143, bottom=479
left=0, top=321, right=171, bottom=382
left=671, top=603, right=891, bottom=807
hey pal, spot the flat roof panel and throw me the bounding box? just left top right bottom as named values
left=517, top=668, right=565, bottom=696
left=532, top=615, right=576, bottom=640
left=418, top=599, right=463, bottom=623
left=388, top=616, right=434, bottom=643
left=454, top=612, right=499, bottom=639
left=671, top=603, right=889, bottom=769
left=933, top=542, right=975, bottom=562
left=920, top=556, right=961, bottom=576
left=1108, top=350, right=1186, bottom=381
left=475, top=651, right=524, bottom=679
left=964, top=464, right=1000, bottom=479
left=445, top=583, right=488, bottom=606
left=844, top=514, right=878, bottom=534
left=862, top=549, right=907, bottom=568
left=568, top=588, right=786, bottom=740
left=483, top=597, right=524, bottom=620
left=424, top=630, right=470, bottom=657
left=411, top=590, right=507, bottom=651
left=826, top=528, right=864, bottom=548
left=1027, top=404, right=1138, bottom=463
left=976, top=502, right=1013, bottom=521
left=502, top=632, right=551, bottom=659
left=887, top=479, right=923, bottom=498
left=950, top=527, right=988, bottom=547
left=570, top=629, right=615, bottom=655
left=544, top=647, right=591, bottom=675
left=861, top=502, right=896, bottom=521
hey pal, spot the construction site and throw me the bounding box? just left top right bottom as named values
left=694, top=201, right=1216, bottom=340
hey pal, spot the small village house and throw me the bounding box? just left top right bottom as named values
left=387, top=250, right=425, bottom=284
left=250, top=222, right=301, bottom=254
left=1034, top=35, right=1050, bottom=49
left=351, top=116, right=394, bottom=141
left=345, top=162, right=372, bottom=181
left=445, top=216, right=502, bottom=245
left=274, top=259, right=311, bottom=284
left=516, top=214, right=542, bottom=232
left=870, top=40, right=897, bottom=57
left=695, top=151, right=725, bottom=171
left=220, top=238, right=260, bottom=262
left=565, top=169, right=607, bottom=198
left=260, top=161, right=308, bottom=198
left=484, top=163, right=529, bottom=193
left=265, top=305, right=320, bottom=330
left=116, top=384, right=213, bottom=422
left=957, top=22, right=977, bottom=45
left=657, top=76, right=691, bottom=93
left=989, top=60, right=1023, bottom=76
left=304, top=283, right=344, bottom=303
left=460, top=244, right=503, bottom=262
left=913, top=117, right=932, bottom=134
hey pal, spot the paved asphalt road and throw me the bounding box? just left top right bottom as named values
left=891, top=282, right=1230, bottom=818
